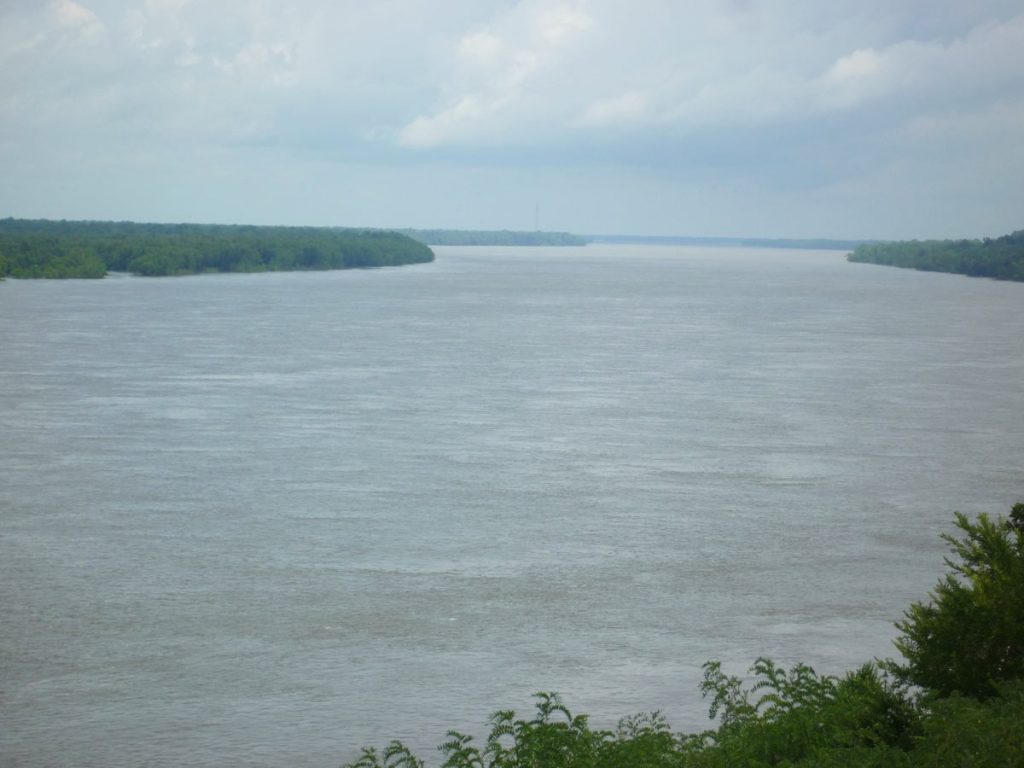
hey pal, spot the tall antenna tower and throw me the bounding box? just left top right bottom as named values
left=535, top=203, right=540, bottom=232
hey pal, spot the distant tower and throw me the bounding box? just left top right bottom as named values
left=535, top=203, right=540, bottom=232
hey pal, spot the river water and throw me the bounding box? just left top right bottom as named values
left=1, top=245, right=1022, bottom=766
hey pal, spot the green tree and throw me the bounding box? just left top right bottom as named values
left=693, top=658, right=916, bottom=767
left=0, top=218, right=433, bottom=278
left=893, top=504, right=1024, bottom=698
left=848, top=229, right=1024, bottom=281
left=907, top=680, right=1024, bottom=767
left=339, top=507, right=1024, bottom=768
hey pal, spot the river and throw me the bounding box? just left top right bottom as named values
left=2, top=245, right=1022, bottom=766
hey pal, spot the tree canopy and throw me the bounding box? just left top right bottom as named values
left=894, top=504, right=1024, bottom=698
left=0, top=218, right=434, bottom=278
left=847, top=229, right=1024, bottom=281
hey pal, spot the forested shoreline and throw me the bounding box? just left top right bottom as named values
left=848, top=229, right=1024, bottom=281
left=401, top=228, right=587, bottom=246
left=345, top=506, right=1024, bottom=768
left=588, top=234, right=868, bottom=250
left=0, top=218, right=434, bottom=278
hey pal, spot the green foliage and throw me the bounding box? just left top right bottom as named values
left=346, top=742, right=426, bottom=768
left=474, top=693, right=604, bottom=768
left=0, top=231, right=107, bottom=278
left=341, top=665, right=921, bottom=768
left=341, top=505, right=1024, bottom=768
left=339, top=666, right=1022, bottom=768
left=848, top=229, right=1024, bottom=281
left=0, top=218, right=434, bottom=278
left=602, top=711, right=678, bottom=768
left=910, top=680, right=1024, bottom=767
left=692, top=659, right=918, bottom=767
left=893, top=505, right=1024, bottom=698
left=344, top=694, right=680, bottom=768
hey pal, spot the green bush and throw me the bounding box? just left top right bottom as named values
left=911, top=680, right=1024, bottom=767
left=342, top=506, right=1024, bottom=768
left=893, top=504, right=1024, bottom=698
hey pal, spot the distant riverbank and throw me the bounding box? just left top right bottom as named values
left=0, top=218, right=434, bottom=278
left=586, top=234, right=869, bottom=250
left=848, top=228, right=1024, bottom=281
left=401, top=228, right=587, bottom=246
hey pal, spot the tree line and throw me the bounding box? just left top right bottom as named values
left=589, top=234, right=868, bottom=250
left=345, top=504, right=1024, bottom=767
left=401, top=229, right=587, bottom=246
left=848, top=229, right=1024, bottom=281
left=0, top=218, right=434, bottom=278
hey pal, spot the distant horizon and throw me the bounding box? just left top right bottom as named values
left=6, top=213, right=1010, bottom=246
left=2, top=3, right=1022, bottom=243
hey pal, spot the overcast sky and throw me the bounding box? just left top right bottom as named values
left=1, top=0, right=1022, bottom=239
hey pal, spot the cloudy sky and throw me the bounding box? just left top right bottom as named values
left=1, top=0, right=1022, bottom=239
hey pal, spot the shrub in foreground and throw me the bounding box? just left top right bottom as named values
left=894, top=504, right=1024, bottom=698
left=342, top=504, right=1024, bottom=768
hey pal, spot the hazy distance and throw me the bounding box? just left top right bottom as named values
left=1, top=1, right=1023, bottom=240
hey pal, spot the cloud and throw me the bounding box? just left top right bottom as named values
left=51, top=0, right=104, bottom=39
left=9, top=1, right=1021, bottom=156
left=399, top=1, right=804, bottom=146
left=828, top=48, right=884, bottom=82
left=395, top=3, right=1024, bottom=157
left=575, top=92, right=651, bottom=127
left=398, top=0, right=595, bottom=147
left=818, top=14, right=1024, bottom=110
left=0, top=1, right=1022, bottom=237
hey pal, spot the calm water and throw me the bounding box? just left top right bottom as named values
left=2, top=245, right=1023, bottom=766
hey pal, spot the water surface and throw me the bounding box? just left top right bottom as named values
left=2, top=245, right=1023, bottom=766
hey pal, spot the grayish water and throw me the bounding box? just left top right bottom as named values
left=1, top=245, right=1023, bottom=767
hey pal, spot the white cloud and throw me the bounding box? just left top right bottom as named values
left=828, top=48, right=883, bottom=82
left=457, top=30, right=504, bottom=68
left=50, top=0, right=104, bottom=41
left=395, top=3, right=1024, bottom=153
left=536, top=3, right=594, bottom=42
left=398, top=0, right=595, bottom=146
left=817, top=14, right=1024, bottom=110
left=212, top=40, right=297, bottom=85
left=575, top=91, right=651, bottom=127
left=1, top=0, right=1022, bottom=237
